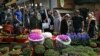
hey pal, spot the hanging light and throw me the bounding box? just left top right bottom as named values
left=18, top=6, right=21, bottom=9
left=31, top=3, right=33, bottom=6
left=39, top=3, right=42, bottom=6
left=24, top=5, right=27, bottom=8
left=20, top=6, right=24, bottom=9
left=35, top=4, right=38, bottom=7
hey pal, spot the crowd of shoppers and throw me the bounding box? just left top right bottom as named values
left=0, top=6, right=99, bottom=38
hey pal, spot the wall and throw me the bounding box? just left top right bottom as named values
left=0, top=0, right=3, bottom=4
left=95, top=4, right=100, bottom=11
left=75, top=3, right=100, bottom=11
left=40, top=0, right=50, bottom=9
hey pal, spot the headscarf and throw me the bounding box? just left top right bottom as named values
left=62, top=14, right=71, bottom=20
left=53, top=10, right=62, bottom=21
left=87, top=12, right=96, bottom=20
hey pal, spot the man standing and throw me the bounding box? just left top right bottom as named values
left=14, top=6, right=23, bottom=27
left=13, top=6, right=23, bottom=34
left=72, top=10, right=84, bottom=33
left=30, top=11, right=42, bottom=29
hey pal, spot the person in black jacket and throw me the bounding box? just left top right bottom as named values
left=72, top=10, right=84, bottom=33
left=30, top=11, right=42, bottom=29
left=60, top=14, right=69, bottom=34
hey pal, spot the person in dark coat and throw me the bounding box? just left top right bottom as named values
left=87, top=12, right=96, bottom=38
left=30, top=11, right=42, bottom=29
left=0, top=11, right=5, bottom=25
left=79, top=8, right=89, bottom=30
left=23, top=8, right=30, bottom=28
left=60, top=14, right=69, bottom=34
left=72, top=10, right=84, bottom=33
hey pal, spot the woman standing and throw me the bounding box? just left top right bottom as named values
left=53, top=10, right=61, bottom=34
left=87, top=12, right=96, bottom=38
left=60, top=14, right=69, bottom=34
left=66, top=14, right=73, bottom=33
left=47, top=9, right=54, bottom=33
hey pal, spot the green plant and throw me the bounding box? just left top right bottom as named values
left=44, top=38, right=54, bottom=49
left=16, top=34, right=27, bottom=39
left=44, top=49, right=60, bottom=56
left=94, top=48, right=100, bottom=55
left=81, top=46, right=96, bottom=56
left=93, top=48, right=100, bottom=52
left=62, top=52, right=89, bottom=56
left=96, top=39, right=100, bottom=47
left=0, top=47, right=9, bottom=54
left=69, top=52, right=89, bottom=56
left=90, top=42, right=97, bottom=47
left=35, top=45, right=45, bottom=54
left=9, top=50, right=22, bottom=56
left=90, top=38, right=97, bottom=42
left=79, top=52, right=89, bottom=56
left=13, top=45, right=22, bottom=50
left=22, top=48, right=32, bottom=56
left=62, top=46, right=74, bottom=53
left=62, top=46, right=97, bottom=56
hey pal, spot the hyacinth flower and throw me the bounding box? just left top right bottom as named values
left=81, top=33, right=90, bottom=39
left=67, top=33, right=76, bottom=39
left=56, top=35, right=71, bottom=45
left=77, top=33, right=90, bottom=45
left=28, top=32, right=44, bottom=44
left=76, top=33, right=90, bottom=40
left=67, top=33, right=78, bottom=41
left=67, top=32, right=90, bottom=45
left=66, top=33, right=80, bottom=44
